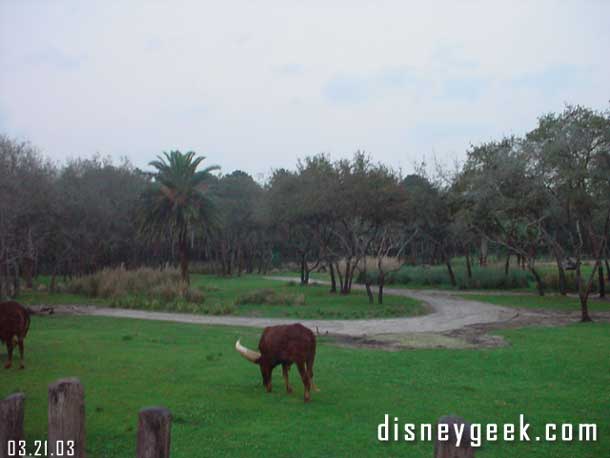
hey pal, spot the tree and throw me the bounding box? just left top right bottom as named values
left=526, top=105, right=610, bottom=320
left=211, top=171, right=266, bottom=276
left=138, top=151, right=219, bottom=283
left=460, top=138, right=548, bottom=295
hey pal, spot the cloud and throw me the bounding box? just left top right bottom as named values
left=322, top=67, right=418, bottom=105
left=23, top=46, right=85, bottom=71
left=442, top=76, right=490, bottom=101
left=511, top=64, right=590, bottom=97
left=274, top=63, right=305, bottom=76
left=0, top=1, right=608, bottom=176
left=0, top=106, right=7, bottom=130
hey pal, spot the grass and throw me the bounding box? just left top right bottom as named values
left=460, top=293, right=610, bottom=312
left=16, top=275, right=424, bottom=320
left=0, top=315, right=608, bottom=457
left=192, top=276, right=424, bottom=319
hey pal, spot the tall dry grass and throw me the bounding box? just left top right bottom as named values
left=65, top=266, right=205, bottom=304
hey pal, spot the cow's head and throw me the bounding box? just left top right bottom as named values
left=235, top=339, right=273, bottom=389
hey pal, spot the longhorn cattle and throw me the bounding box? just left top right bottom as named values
left=0, top=301, right=30, bottom=369
left=235, top=323, right=318, bottom=402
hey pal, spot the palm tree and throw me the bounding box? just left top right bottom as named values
left=139, top=150, right=219, bottom=283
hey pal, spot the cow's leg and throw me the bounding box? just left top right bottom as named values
left=18, top=338, right=25, bottom=369
left=4, top=341, right=14, bottom=369
left=282, top=364, right=293, bottom=394
left=261, top=364, right=273, bottom=393
left=296, top=361, right=311, bottom=402
left=306, top=356, right=320, bottom=392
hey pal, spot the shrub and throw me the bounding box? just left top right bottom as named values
left=364, top=264, right=531, bottom=290
left=66, top=266, right=205, bottom=304
left=456, top=268, right=530, bottom=290
left=235, top=289, right=305, bottom=306
left=542, top=271, right=598, bottom=294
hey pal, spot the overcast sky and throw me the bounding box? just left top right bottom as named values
left=1, top=1, right=609, bottom=179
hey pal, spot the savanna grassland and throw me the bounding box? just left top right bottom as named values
left=0, top=314, right=607, bottom=458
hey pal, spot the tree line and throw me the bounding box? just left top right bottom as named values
left=1, top=104, right=608, bottom=321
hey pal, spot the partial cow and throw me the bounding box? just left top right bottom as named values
left=0, top=301, right=31, bottom=369
left=235, top=323, right=318, bottom=402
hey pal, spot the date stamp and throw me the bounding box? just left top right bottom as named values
left=7, top=440, right=75, bottom=457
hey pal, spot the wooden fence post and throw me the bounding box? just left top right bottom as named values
left=48, top=378, right=86, bottom=458
left=0, top=393, right=25, bottom=458
left=137, top=407, right=172, bottom=458
left=434, top=415, right=476, bottom=458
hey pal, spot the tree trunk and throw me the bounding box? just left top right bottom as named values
left=465, top=252, right=472, bottom=279
left=551, top=245, right=567, bottom=295
left=329, top=262, right=337, bottom=293
left=605, top=257, right=610, bottom=281
left=22, top=257, right=34, bottom=289
left=11, top=261, right=19, bottom=298
left=378, top=272, right=385, bottom=304
left=50, top=266, right=58, bottom=293
left=599, top=265, right=605, bottom=299
left=504, top=253, right=510, bottom=276
left=341, top=260, right=352, bottom=294
left=529, top=266, right=544, bottom=296
left=299, top=255, right=310, bottom=285
left=479, top=238, right=488, bottom=266
left=334, top=261, right=345, bottom=294
left=557, top=264, right=567, bottom=296
left=579, top=295, right=592, bottom=322
left=178, top=235, right=189, bottom=284
left=365, top=280, right=374, bottom=304
left=446, top=259, right=457, bottom=287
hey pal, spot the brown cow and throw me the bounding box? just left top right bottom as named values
left=235, top=323, right=319, bottom=402
left=0, top=301, right=31, bottom=369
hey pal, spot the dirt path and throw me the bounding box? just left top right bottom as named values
left=37, top=277, right=520, bottom=338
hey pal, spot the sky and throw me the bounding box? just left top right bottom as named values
left=1, top=0, right=609, bottom=180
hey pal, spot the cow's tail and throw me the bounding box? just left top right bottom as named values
left=23, top=307, right=31, bottom=338
left=307, top=339, right=320, bottom=392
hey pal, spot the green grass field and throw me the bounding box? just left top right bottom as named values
left=16, top=275, right=424, bottom=320
left=0, top=315, right=607, bottom=457
left=460, top=293, right=610, bottom=312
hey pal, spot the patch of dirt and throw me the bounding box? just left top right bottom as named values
left=329, top=331, right=508, bottom=351
left=327, top=308, right=610, bottom=351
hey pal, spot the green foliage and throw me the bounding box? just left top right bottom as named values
left=364, top=264, right=531, bottom=290
left=138, top=150, right=219, bottom=280
left=541, top=270, right=599, bottom=294
left=1, top=316, right=607, bottom=457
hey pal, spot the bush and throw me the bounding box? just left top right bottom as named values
left=235, top=288, right=305, bottom=306
left=65, top=266, right=205, bottom=304
left=542, top=271, right=598, bottom=294
left=363, top=264, right=531, bottom=290
left=456, top=268, right=530, bottom=290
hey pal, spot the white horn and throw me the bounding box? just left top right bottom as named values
left=235, top=339, right=261, bottom=363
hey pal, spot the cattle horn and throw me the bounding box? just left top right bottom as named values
left=235, top=339, right=261, bottom=363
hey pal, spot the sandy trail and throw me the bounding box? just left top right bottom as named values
left=39, top=277, right=520, bottom=338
